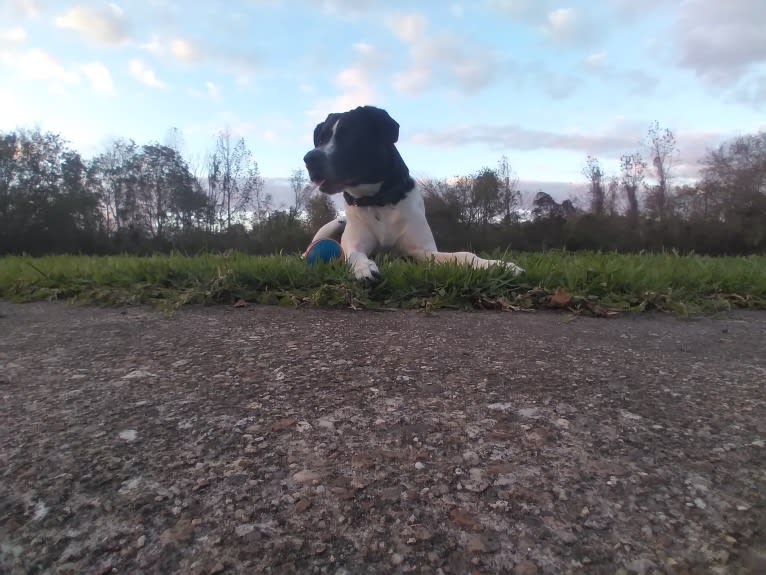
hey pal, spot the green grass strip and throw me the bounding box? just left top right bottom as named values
left=1, top=251, right=764, bottom=315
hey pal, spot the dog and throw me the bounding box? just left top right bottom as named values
left=303, top=105, right=524, bottom=281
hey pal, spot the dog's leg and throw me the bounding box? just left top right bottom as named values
left=311, top=217, right=346, bottom=243
left=413, top=250, right=525, bottom=276
left=341, top=226, right=381, bottom=281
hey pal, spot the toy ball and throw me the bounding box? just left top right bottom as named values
left=303, top=238, right=344, bottom=264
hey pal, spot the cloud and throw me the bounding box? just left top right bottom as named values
left=412, top=123, right=641, bottom=154
left=55, top=3, right=130, bottom=46
left=580, top=53, right=658, bottom=97
left=128, top=59, right=165, bottom=88
left=170, top=38, right=201, bottom=63
left=486, top=0, right=550, bottom=21
left=206, top=81, right=221, bottom=101
left=413, top=121, right=728, bottom=181
left=315, top=0, right=376, bottom=16
left=584, top=52, right=607, bottom=70
left=609, top=0, right=673, bottom=19
left=677, top=0, right=766, bottom=85
left=390, top=12, right=426, bottom=43
left=16, top=48, right=80, bottom=83
left=80, top=61, right=115, bottom=95
left=140, top=35, right=164, bottom=55
left=544, top=8, right=578, bottom=42
left=11, top=0, right=42, bottom=19
left=489, top=2, right=594, bottom=46
left=387, top=12, right=500, bottom=96
left=0, top=27, right=27, bottom=48
left=307, top=41, right=386, bottom=116
left=140, top=34, right=259, bottom=82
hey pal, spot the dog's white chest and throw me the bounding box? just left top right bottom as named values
left=348, top=205, right=403, bottom=249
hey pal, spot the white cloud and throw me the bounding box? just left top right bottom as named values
left=609, top=0, right=673, bottom=19
left=387, top=12, right=500, bottom=96
left=128, top=59, right=165, bottom=88
left=16, top=48, right=79, bottom=84
left=412, top=123, right=640, bottom=154
left=677, top=0, right=766, bottom=85
left=170, top=37, right=201, bottom=63
left=316, top=0, right=376, bottom=15
left=393, top=66, right=431, bottom=96
left=12, top=0, right=42, bottom=19
left=0, top=27, right=27, bottom=48
left=206, top=81, right=221, bottom=101
left=81, top=61, right=115, bottom=95
left=308, top=41, right=386, bottom=114
left=140, top=35, right=164, bottom=56
left=543, top=7, right=593, bottom=45
left=55, top=4, right=130, bottom=46
left=585, top=51, right=607, bottom=70
left=390, top=12, right=426, bottom=43
left=413, top=122, right=729, bottom=181
left=333, top=66, right=375, bottom=110
left=139, top=34, right=259, bottom=82
left=486, top=0, right=551, bottom=21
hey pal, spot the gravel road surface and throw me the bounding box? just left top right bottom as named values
left=1, top=302, right=765, bottom=574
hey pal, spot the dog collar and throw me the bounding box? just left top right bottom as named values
left=344, top=177, right=415, bottom=207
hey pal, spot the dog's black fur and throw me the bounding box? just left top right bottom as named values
left=303, top=106, right=412, bottom=206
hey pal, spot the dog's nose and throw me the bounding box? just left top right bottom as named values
left=303, top=149, right=321, bottom=169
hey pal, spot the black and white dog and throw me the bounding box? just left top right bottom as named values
left=303, top=105, right=524, bottom=281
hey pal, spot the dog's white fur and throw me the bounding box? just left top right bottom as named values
left=308, top=111, right=524, bottom=281
left=312, top=185, right=524, bottom=281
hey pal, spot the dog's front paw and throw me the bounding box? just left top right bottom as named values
left=348, top=252, right=381, bottom=282
left=483, top=258, right=525, bottom=277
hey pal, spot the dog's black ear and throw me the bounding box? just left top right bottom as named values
left=313, top=113, right=341, bottom=146
left=362, top=106, right=399, bottom=144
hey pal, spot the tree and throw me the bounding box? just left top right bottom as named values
left=497, top=155, right=521, bottom=223
left=605, top=175, right=620, bottom=216
left=582, top=155, right=605, bottom=215
left=471, top=167, right=504, bottom=224
left=645, top=121, right=678, bottom=221
left=620, top=152, right=646, bottom=225
left=88, top=139, right=141, bottom=235
left=304, top=190, right=338, bottom=233
left=206, top=130, right=269, bottom=230
left=0, top=128, right=100, bottom=253
left=699, top=131, right=766, bottom=245
left=289, top=168, right=307, bottom=216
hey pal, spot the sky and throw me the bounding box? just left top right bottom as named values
left=1, top=0, right=765, bottom=207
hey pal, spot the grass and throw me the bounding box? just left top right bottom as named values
left=1, top=251, right=765, bottom=315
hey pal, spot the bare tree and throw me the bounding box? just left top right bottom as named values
left=497, top=155, right=521, bottom=223
left=605, top=175, right=620, bottom=216
left=89, top=139, right=141, bottom=235
left=289, top=168, right=307, bottom=216
left=582, top=155, right=605, bottom=215
left=620, top=152, right=646, bottom=225
left=645, top=121, right=678, bottom=221
left=207, top=130, right=268, bottom=230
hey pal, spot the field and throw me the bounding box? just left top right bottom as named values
left=1, top=251, right=765, bottom=314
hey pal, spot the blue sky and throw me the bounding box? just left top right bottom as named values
left=1, top=0, right=765, bottom=205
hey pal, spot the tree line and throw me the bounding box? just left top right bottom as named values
left=1, top=124, right=764, bottom=256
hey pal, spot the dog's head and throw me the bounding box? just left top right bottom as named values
left=303, top=105, right=400, bottom=195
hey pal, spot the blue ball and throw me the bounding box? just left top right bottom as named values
left=303, top=238, right=344, bottom=264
